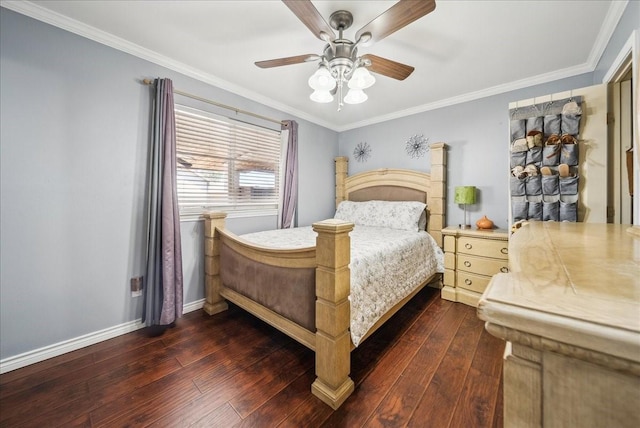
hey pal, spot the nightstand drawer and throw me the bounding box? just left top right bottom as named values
left=456, top=271, right=491, bottom=294
left=457, top=254, right=508, bottom=277
left=458, top=236, right=508, bottom=259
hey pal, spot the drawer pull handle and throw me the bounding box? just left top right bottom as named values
left=500, top=267, right=509, bottom=273
left=465, top=279, right=472, bottom=286
left=465, top=243, right=472, bottom=249
left=501, top=247, right=508, bottom=255
left=464, top=261, right=471, bottom=267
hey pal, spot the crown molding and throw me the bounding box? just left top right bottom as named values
left=1, top=0, right=628, bottom=133
left=0, top=0, right=336, bottom=131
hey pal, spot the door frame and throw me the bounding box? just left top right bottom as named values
left=604, top=30, right=639, bottom=225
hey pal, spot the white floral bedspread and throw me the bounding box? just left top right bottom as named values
left=240, top=225, right=444, bottom=346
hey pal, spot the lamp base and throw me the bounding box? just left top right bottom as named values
left=459, top=224, right=472, bottom=230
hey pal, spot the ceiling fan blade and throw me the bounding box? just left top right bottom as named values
left=282, top=0, right=336, bottom=42
left=361, top=54, right=415, bottom=80
left=356, top=0, right=436, bottom=46
left=255, top=54, right=320, bottom=68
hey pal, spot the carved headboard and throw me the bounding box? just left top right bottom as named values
left=334, top=143, right=447, bottom=246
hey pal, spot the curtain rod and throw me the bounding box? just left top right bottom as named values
left=142, top=79, right=285, bottom=126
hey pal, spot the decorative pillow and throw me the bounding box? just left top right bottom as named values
left=334, top=200, right=427, bottom=232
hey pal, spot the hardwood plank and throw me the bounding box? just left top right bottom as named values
left=321, top=300, right=463, bottom=427
left=0, top=353, right=95, bottom=400
left=232, top=369, right=317, bottom=428
left=364, top=300, right=469, bottom=427
left=192, top=402, right=242, bottom=427
left=276, top=394, right=334, bottom=428
left=147, top=343, right=309, bottom=427
left=0, top=291, right=503, bottom=428
left=89, top=329, right=276, bottom=426
left=447, top=328, right=505, bottom=428
left=407, top=307, right=486, bottom=426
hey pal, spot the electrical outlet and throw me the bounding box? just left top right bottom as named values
left=131, top=276, right=143, bottom=297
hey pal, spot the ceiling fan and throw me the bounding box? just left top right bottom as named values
left=255, top=0, right=437, bottom=110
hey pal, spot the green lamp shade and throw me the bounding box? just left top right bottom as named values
left=454, top=186, right=476, bottom=204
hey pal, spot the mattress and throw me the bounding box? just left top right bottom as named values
left=241, top=225, right=444, bottom=346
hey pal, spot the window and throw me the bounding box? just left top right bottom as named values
left=175, top=106, right=281, bottom=218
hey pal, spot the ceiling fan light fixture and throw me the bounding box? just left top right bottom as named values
left=308, top=66, right=336, bottom=91
left=348, top=66, right=375, bottom=90
left=344, top=88, right=368, bottom=104
left=310, top=89, right=334, bottom=103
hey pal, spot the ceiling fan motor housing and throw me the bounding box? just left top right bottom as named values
left=323, top=42, right=357, bottom=81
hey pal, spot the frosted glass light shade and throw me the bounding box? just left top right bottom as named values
left=308, top=67, right=336, bottom=91
left=348, top=67, right=375, bottom=89
left=344, top=88, right=368, bottom=104
left=310, top=89, right=334, bottom=103
left=454, top=186, right=476, bottom=204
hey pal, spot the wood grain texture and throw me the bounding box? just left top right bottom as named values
left=0, top=290, right=504, bottom=427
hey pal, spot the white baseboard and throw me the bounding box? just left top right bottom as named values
left=0, top=298, right=205, bottom=375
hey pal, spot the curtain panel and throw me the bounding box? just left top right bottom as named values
left=143, top=78, right=183, bottom=327
left=278, top=120, right=298, bottom=229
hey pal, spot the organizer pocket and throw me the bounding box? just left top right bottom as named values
left=541, top=174, right=559, bottom=195
left=528, top=200, right=543, bottom=221
left=544, top=114, right=561, bottom=137
left=543, top=200, right=560, bottom=221
left=525, top=175, right=542, bottom=196
left=510, top=151, right=527, bottom=168
left=560, top=199, right=577, bottom=222
left=559, top=175, right=579, bottom=195
left=560, top=142, right=579, bottom=166
left=542, top=145, right=560, bottom=166
left=526, top=146, right=542, bottom=166
left=510, top=176, right=526, bottom=196
left=561, top=113, right=581, bottom=136
left=526, top=116, right=543, bottom=133
left=512, top=199, right=529, bottom=222
left=510, top=119, right=526, bottom=141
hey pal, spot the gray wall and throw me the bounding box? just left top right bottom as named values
left=0, top=8, right=337, bottom=360
left=338, top=74, right=594, bottom=229
left=340, top=1, right=638, bottom=231
left=1, top=1, right=637, bottom=363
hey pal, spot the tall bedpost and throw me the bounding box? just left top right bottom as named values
left=311, top=219, right=355, bottom=409
left=429, top=143, right=447, bottom=247
left=335, top=156, right=349, bottom=209
left=203, top=212, right=229, bottom=315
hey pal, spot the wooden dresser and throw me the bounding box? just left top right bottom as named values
left=441, top=227, right=509, bottom=307
left=478, top=222, right=640, bottom=428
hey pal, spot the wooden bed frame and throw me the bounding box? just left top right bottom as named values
left=202, top=142, right=446, bottom=409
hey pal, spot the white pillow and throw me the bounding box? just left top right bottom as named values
left=334, top=200, right=427, bottom=232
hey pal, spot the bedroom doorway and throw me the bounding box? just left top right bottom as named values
left=607, top=49, right=635, bottom=224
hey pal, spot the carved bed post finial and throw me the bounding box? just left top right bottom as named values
left=335, top=157, right=349, bottom=209
left=311, top=219, right=355, bottom=409
left=428, top=143, right=447, bottom=247
left=203, top=212, right=229, bottom=315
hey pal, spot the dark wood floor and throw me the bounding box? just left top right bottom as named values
left=0, top=287, right=504, bottom=427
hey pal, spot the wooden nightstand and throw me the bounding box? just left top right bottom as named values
left=441, top=227, right=509, bottom=307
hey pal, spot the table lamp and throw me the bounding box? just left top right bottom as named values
left=454, top=186, right=476, bottom=229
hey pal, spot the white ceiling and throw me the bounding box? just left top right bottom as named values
left=2, top=0, right=626, bottom=131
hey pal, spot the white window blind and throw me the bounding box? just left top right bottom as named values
left=175, top=106, right=281, bottom=218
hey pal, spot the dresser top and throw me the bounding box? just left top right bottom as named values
left=478, top=222, right=640, bottom=362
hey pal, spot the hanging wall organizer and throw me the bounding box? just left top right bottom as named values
left=509, top=96, right=582, bottom=223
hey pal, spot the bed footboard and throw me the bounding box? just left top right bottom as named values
left=203, top=213, right=356, bottom=408
left=311, top=219, right=355, bottom=409
left=203, top=212, right=229, bottom=316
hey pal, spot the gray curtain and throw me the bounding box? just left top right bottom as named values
left=279, top=120, right=298, bottom=229
left=143, top=78, right=183, bottom=326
